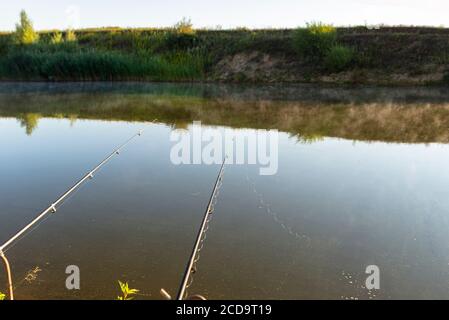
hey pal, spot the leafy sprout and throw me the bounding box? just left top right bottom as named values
left=117, top=281, right=139, bottom=300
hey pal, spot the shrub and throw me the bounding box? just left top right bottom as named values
left=160, top=18, right=199, bottom=51
left=324, top=45, right=354, bottom=72
left=51, top=32, right=63, bottom=44
left=14, top=10, right=39, bottom=45
left=65, top=29, right=77, bottom=42
left=293, top=22, right=336, bottom=60
left=174, top=17, right=195, bottom=35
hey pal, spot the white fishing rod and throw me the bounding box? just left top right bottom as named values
left=160, top=157, right=227, bottom=301
left=0, top=129, right=143, bottom=300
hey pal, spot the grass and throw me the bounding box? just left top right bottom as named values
left=0, top=24, right=298, bottom=82
left=0, top=14, right=210, bottom=82
left=0, top=42, right=208, bottom=81
left=1, top=20, right=449, bottom=83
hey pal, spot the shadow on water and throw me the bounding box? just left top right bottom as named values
left=0, top=82, right=449, bottom=143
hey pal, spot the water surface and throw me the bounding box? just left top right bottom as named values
left=1, top=83, right=449, bottom=300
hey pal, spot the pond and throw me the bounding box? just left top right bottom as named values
left=0, top=83, right=449, bottom=300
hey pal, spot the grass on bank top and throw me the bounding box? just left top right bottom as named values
left=3, top=10, right=449, bottom=83
left=0, top=12, right=209, bottom=81
left=0, top=44, right=208, bottom=81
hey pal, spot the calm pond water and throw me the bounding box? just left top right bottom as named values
left=1, top=83, right=449, bottom=300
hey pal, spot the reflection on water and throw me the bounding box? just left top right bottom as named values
left=0, top=83, right=449, bottom=300
left=1, top=83, right=449, bottom=143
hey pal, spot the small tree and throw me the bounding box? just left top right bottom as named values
left=14, top=10, right=39, bottom=45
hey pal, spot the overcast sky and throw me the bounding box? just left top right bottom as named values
left=1, top=0, right=448, bottom=31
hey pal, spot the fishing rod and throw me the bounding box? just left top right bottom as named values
left=161, top=157, right=227, bottom=301
left=0, top=129, right=143, bottom=300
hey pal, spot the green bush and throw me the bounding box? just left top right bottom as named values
left=293, top=22, right=337, bottom=60
left=65, top=29, right=77, bottom=42
left=324, top=45, right=354, bottom=72
left=174, top=17, right=195, bottom=35
left=51, top=32, right=63, bottom=44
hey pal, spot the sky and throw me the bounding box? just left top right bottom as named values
left=1, top=0, right=448, bottom=31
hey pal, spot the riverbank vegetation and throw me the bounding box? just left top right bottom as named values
left=1, top=11, right=449, bottom=84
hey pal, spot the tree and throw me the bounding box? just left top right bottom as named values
left=19, top=113, right=41, bottom=135
left=14, top=10, right=39, bottom=45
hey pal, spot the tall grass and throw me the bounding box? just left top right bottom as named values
left=0, top=43, right=208, bottom=81
left=0, top=14, right=209, bottom=81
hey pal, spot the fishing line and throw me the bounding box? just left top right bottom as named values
left=245, top=169, right=312, bottom=293
left=245, top=170, right=311, bottom=246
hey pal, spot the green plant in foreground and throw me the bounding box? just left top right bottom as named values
left=293, top=22, right=336, bottom=60
left=14, top=10, right=39, bottom=45
left=117, top=281, right=139, bottom=300
left=324, top=45, right=354, bottom=72
left=0, top=292, right=5, bottom=301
